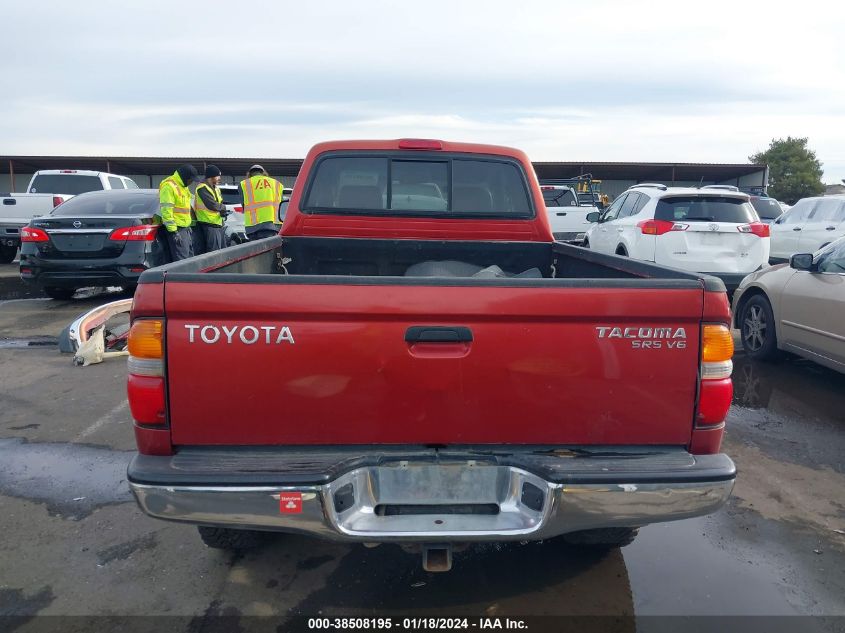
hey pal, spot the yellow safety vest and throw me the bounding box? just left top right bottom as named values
left=194, top=183, right=224, bottom=226
left=158, top=172, right=193, bottom=231
left=240, top=175, right=282, bottom=230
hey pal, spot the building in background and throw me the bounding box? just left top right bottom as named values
left=0, top=156, right=767, bottom=199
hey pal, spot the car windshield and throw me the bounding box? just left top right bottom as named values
left=29, top=174, right=103, bottom=195
left=50, top=191, right=159, bottom=216
left=751, top=197, right=783, bottom=220
left=655, top=196, right=757, bottom=223
left=542, top=188, right=579, bottom=207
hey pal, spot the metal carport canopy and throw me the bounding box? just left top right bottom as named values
left=1, top=156, right=765, bottom=183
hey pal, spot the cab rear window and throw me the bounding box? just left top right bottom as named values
left=302, top=154, right=533, bottom=218
left=542, top=189, right=578, bottom=207
left=29, top=175, right=103, bottom=195
left=655, top=196, right=757, bottom=224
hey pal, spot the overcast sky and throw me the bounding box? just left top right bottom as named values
left=2, top=0, right=844, bottom=182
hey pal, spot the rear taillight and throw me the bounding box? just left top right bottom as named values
left=696, top=324, right=734, bottom=426
left=234, top=206, right=243, bottom=213
left=541, top=186, right=554, bottom=191
left=110, top=225, right=158, bottom=241
left=21, top=227, right=49, bottom=242
left=637, top=219, right=688, bottom=235
left=52, top=196, right=65, bottom=208
left=738, top=222, right=770, bottom=238
left=127, top=319, right=166, bottom=425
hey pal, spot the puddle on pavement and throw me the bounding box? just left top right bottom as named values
left=0, top=336, right=58, bottom=349
left=729, top=353, right=845, bottom=471
left=625, top=517, right=800, bottom=615
left=0, top=276, right=129, bottom=303
left=0, top=438, right=132, bottom=519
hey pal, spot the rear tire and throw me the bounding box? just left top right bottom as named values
left=615, top=246, right=628, bottom=256
left=583, top=238, right=590, bottom=249
left=197, top=526, right=269, bottom=551
left=44, top=287, right=76, bottom=300
left=561, top=527, right=638, bottom=548
left=0, top=244, right=17, bottom=264
left=740, top=294, right=779, bottom=361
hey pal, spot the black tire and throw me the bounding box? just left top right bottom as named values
left=561, top=527, right=638, bottom=548
left=615, top=246, right=628, bottom=256
left=44, top=287, right=76, bottom=300
left=583, top=238, right=590, bottom=249
left=121, top=284, right=138, bottom=296
left=0, top=244, right=17, bottom=264
left=197, top=526, right=269, bottom=551
left=740, top=294, right=779, bottom=361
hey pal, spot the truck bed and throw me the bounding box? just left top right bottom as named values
left=134, top=237, right=723, bottom=448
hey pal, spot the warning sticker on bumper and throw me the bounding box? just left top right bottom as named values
left=279, top=493, right=303, bottom=514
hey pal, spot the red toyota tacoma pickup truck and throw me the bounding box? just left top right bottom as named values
left=126, top=139, right=735, bottom=571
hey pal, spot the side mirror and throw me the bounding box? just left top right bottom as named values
left=789, top=253, right=815, bottom=271
left=586, top=211, right=601, bottom=223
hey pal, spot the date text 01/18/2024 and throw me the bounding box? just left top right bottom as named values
left=307, top=618, right=528, bottom=630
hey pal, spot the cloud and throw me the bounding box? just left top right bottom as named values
left=1, top=0, right=844, bottom=182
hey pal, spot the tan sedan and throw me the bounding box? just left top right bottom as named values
left=732, top=236, right=845, bottom=373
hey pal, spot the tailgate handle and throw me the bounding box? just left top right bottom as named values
left=405, top=326, right=473, bottom=343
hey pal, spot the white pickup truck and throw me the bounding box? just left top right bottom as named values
left=540, top=184, right=599, bottom=245
left=0, top=170, right=138, bottom=263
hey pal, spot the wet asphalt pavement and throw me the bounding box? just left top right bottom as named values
left=0, top=263, right=844, bottom=631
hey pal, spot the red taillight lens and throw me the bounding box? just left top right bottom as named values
left=637, top=219, right=687, bottom=235
left=110, top=225, right=158, bottom=241
left=738, top=222, right=770, bottom=238
left=127, top=374, right=166, bottom=425
left=234, top=206, right=243, bottom=213
left=52, top=196, right=65, bottom=208
left=398, top=138, right=443, bottom=150
left=696, top=378, right=733, bottom=425
left=128, top=319, right=165, bottom=425
left=697, top=324, right=734, bottom=426
left=21, top=227, right=49, bottom=242
left=541, top=186, right=555, bottom=191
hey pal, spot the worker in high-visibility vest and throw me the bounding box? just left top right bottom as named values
left=193, top=165, right=228, bottom=254
left=239, top=164, right=283, bottom=241
left=157, top=164, right=201, bottom=261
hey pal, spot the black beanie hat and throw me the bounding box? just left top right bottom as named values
left=176, top=164, right=200, bottom=184
left=205, top=164, right=222, bottom=178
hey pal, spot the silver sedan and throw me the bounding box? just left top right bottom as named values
left=732, top=237, right=845, bottom=373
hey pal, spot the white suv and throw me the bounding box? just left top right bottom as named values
left=584, top=184, right=770, bottom=293
left=769, top=195, right=845, bottom=263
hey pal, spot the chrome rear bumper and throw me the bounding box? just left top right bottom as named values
left=129, top=448, right=735, bottom=542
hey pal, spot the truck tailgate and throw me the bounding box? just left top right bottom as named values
left=165, top=282, right=703, bottom=446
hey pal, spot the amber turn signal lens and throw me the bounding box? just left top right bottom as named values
left=702, top=324, right=734, bottom=363
left=128, top=319, right=163, bottom=359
